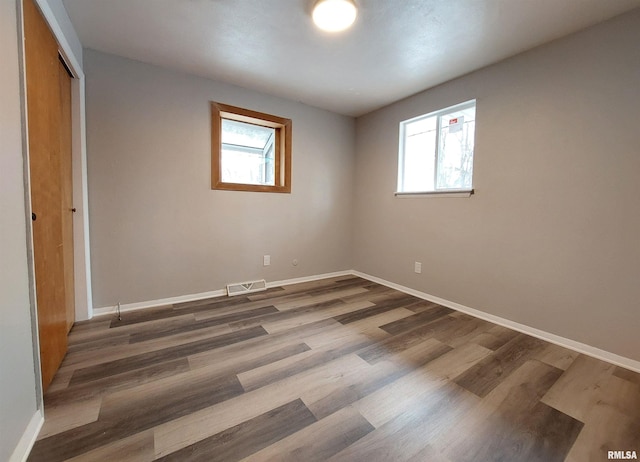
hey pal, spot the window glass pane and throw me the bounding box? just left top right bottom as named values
left=436, top=105, right=476, bottom=190
left=221, top=119, right=275, bottom=186
left=221, top=119, right=273, bottom=149
left=401, top=116, right=437, bottom=192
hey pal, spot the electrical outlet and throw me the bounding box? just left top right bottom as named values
left=414, top=261, right=422, bottom=274
left=263, top=255, right=271, bottom=266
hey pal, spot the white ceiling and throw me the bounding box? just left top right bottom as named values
left=62, top=0, right=640, bottom=117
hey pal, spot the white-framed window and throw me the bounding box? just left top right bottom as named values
left=397, top=100, right=476, bottom=195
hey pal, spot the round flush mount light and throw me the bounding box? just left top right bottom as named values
left=312, top=0, right=357, bottom=32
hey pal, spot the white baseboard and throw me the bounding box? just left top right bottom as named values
left=9, top=409, right=43, bottom=462
left=93, top=270, right=354, bottom=317
left=352, top=270, right=640, bottom=373
left=267, top=270, right=353, bottom=289
left=93, top=289, right=227, bottom=317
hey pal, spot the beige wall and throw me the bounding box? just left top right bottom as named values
left=85, top=50, right=355, bottom=308
left=0, top=1, right=39, bottom=459
left=353, top=10, right=640, bottom=361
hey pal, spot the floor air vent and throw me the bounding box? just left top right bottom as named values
left=226, top=279, right=267, bottom=297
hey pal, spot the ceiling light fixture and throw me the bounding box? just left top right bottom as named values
left=312, top=0, right=357, bottom=33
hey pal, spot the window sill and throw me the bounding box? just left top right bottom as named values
left=394, top=189, right=474, bottom=198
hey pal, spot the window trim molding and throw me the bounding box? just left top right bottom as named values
left=211, top=102, right=292, bottom=193
left=394, top=189, right=475, bottom=198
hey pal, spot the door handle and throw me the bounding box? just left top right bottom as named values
left=32, top=212, right=36, bottom=221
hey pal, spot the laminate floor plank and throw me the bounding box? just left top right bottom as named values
left=333, top=294, right=422, bottom=325
left=191, top=295, right=307, bottom=321
left=45, top=358, right=191, bottom=407
left=535, top=342, right=580, bottom=370
left=153, top=353, right=371, bottom=458
left=32, top=276, right=640, bottom=461
left=129, top=305, right=279, bottom=343
left=432, top=312, right=494, bottom=348
left=68, top=326, right=267, bottom=386
left=403, top=300, right=442, bottom=313
left=245, top=276, right=364, bottom=303
left=406, top=445, right=453, bottom=462
left=238, top=338, right=372, bottom=392
left=45, top=367, right=75, bottom=393
left=378, top=304, right=454, bottom=336
left=260, top=276, right=368, bottom=298
left=112, top=296, right=252, bottom=327
left=337, top=284, right=396, bottom=304
left=98, top=343, right=312, bottom=421
left=38, top=396, right=102, bottom=440
left=172, top=297, right=258, bottom=317
left=188, top=342, right=310, bottom=377
left=67, top=313, right=197, bottom=348
left=306, top=338, right=452, bottom=420
left=240, top=406, right=374, bottom=462
left=454, top=333, right=547, bottom=398
left=587, top=373, right=640, bottom=420
left=60, top=322, right=233, bottom=370
left=301, top=319, right=390, bottom=351
left=66, top=333, right=131, bottom=354
left=65, top=430, right=155, bottom=462
left=97, top=370, right=240, bottom=422
left=303, top=277, right=375, bottom=296
left=564, top=405, right=640, bottom=462
left=354, top=342, right=492, bottom=428
left=357, top=315, right=457, bottom=365
left=184, top=318, right=338, bottom=369
left=227, top=299, right=345, bottom=331
left=344, top=307, right=416, bottom=332
left=328, top=382, right=478, bottom=462
left=107, top=305, right=191, bottom=327
left=156, top=399, right=317, bottom=462
left=29, top=374, right=244, bottom=462
left=67, top=318, right=111, bottom=334
left=273, top=286, right=370, bottom=311
left=262, top=300, right=374, bottom=334
left=541, top=354, right=616, bottom=421
left=469, top=324, right=520, bottom=351
left=448, top=360, right=582, bottom=462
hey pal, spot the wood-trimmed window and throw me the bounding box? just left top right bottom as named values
left=211, top=102, right=292, bottom=193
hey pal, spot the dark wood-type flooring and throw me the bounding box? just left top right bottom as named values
left=29, top=276, right=640, bottom=461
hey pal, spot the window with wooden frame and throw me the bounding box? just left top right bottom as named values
left=211, top=102, right=292, bottom=193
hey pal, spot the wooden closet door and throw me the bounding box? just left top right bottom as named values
left=24, top=0, right=69, bottom=392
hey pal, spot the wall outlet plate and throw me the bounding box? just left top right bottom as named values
left=414, top=261, right=422, bottom=274
left=263, top=255, right=271, bottom=266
